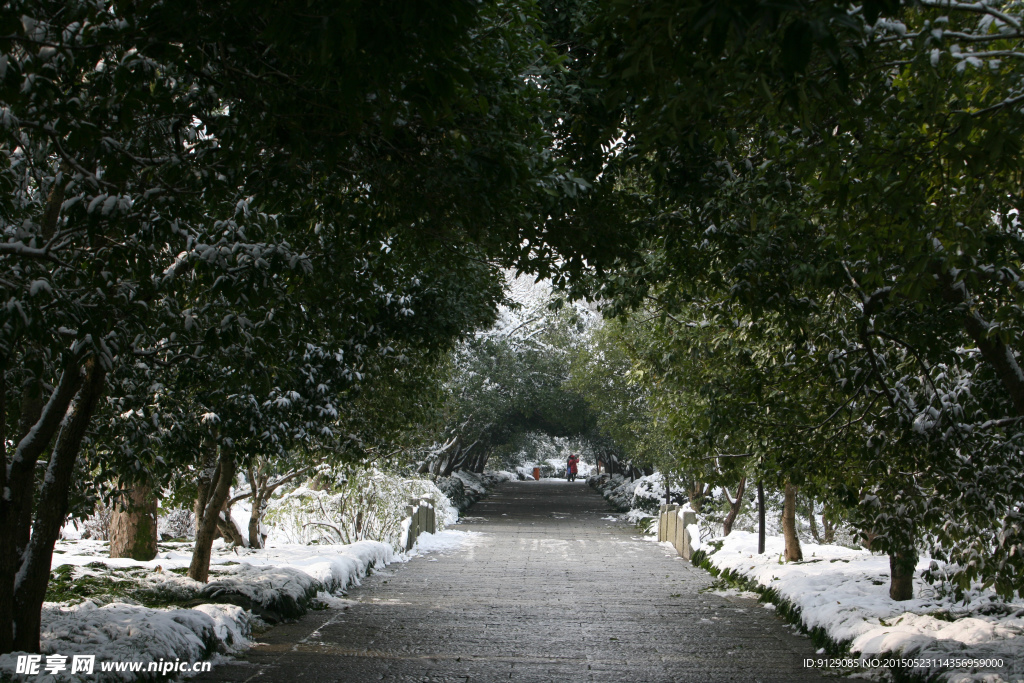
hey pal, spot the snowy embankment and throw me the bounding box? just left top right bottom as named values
left=0, top=540, right=397, bottom=682
left=699, top=531, right=1024, bottom=682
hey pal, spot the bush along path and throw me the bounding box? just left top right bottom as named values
left=436, top=470, right=513, bottom=514
left=692, top=532, right=1024, bottom=682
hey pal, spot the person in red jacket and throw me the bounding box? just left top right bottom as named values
left=567, top=454, right=580, bottom=482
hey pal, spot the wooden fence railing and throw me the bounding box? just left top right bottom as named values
left=405, top=498, right=437, bottom=551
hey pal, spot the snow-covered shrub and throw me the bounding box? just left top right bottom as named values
left=264, top=468, right=453, bottom=550
left=436, top=470, right=505, bottom=512
left=624, top=508, right=658, bottom=534
left=200, top=565, right=320, bottom=623
left=0, top=601, right=251, bottom=683
left=630, top=473, right=668, bottom=514
left=588, top=473, right=666, bottom=513
left=158, top=508, right=194, bottom=540
left=61, top=506, right=112, bottom=541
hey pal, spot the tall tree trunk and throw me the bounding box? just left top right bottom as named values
left=248, top=493, right=265, bottom=549
left=889, top=547, right=917, bottom=601
left=435, top=438, right=461, bottom=476
left=472, top=448, right=488, bottom=473
left=781, top=482, right=803, bottom=562
left=822, top=509, right=836, bottom=544
left=109, top=482, right=158, bottom=561
left=757, top=481, right=766, bottom=554
left=722, top=477, right=746, bottom=536
left=246, top=467, right=266, bottom=549
left=2, top=365, right=83, bottom=654
left=807, top=495, right=820, bottom=543
left=689, top=481, right=706, bottom=512
left=188, top=450, right=235, bottom=583
left=217, top=508, right=245, bottom=547
left=13, top=359, right=106, bottom=653
left=0, top=369, right=8, bottom=654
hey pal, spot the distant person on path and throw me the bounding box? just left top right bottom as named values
left=567, top=454, right=580, bottom=482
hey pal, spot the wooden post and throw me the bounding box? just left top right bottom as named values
left=757, top=481, right=766, bottom=555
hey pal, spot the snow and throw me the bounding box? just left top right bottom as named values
left=12, top=538, right=400, bottom=681
left=407, top=530, right=482, bottom=556
left=0, top=601, right=249, bottom=682
left=704, top=531, right=1024, bottom=682
left=589, top=472, right=668, bottom=513
left=17, top=469, right=495, bottom=681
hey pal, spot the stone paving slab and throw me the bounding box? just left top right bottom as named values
left=198, top=480, right=834, bottom=682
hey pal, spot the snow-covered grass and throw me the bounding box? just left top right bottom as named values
left=6, top=530, right=480, bottom=682
left=0, top=601, right=251, bottom=683
left=699, top=531, right=1024, bottom=682
left=2, top=539, right=398, bottom=681
left=624, top=508, right=659, bottom=535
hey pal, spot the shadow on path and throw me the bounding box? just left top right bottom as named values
left=200, top=480, right=831, bottom=682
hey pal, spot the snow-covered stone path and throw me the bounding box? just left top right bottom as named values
left=201, top=480, right=829, bottom=682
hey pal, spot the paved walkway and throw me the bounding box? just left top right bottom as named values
left=204, top=480, right=831, bottom=682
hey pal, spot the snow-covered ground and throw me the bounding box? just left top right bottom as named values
left=2, top=530, right=482, bottom=682
left=701, top=531, right=1024, bottom=682
left=2, top=462, right=509, bottom=683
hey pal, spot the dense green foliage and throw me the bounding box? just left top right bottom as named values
left=4, top=0, right=1024, bottom=654
left=544, top=0, right=1024, bottom=600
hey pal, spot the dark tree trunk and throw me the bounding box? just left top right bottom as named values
left=194, top=448, right=216, bottom=529
left=13, top=360, right=105, bottom=652
left=782, top=482, right=803, bottom=562
left=436, top=438, right=461, bottom=477
left=722, top=477, right=746, bottom=536
left=248, top=494, right=265, bottom=549
left=889, top=549, right=917, bottom=601
left=3, top=365, right=84, bottom=654
left=689, top=481, right=707, bottom=512
left=472, top=448, right=489, bottom=473
left=109, top=482, right=158, bottom=561
left=807, top=495, right=820, bottom=543
left=217, top=508, right=245, bottom=547
left=245, top=467, right=266, bottom=549
left=188, top=450, right=235, bottom=583
left=757, top=481, right=766, bottom=555
left=822, top=509, right=836, bottom=544
left=0, top=369, right=8, bottom=654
